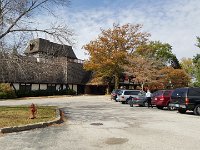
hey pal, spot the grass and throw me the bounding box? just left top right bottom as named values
left=0, top=106, right=57, bottom=128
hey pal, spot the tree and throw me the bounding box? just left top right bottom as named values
left=135, top=41, right=181, bottom=69
left=196, top=37, right=200, bottom=48
left=0, top=0, right=72, bottom=53
left=180, top=58, right=195, bottom=85
left=83, top=23, right=150, bottom=91
left=124, top=54, right=163, bottom=90
left=157, top=67, right=190, bottom=89
left=193, top=54, right=200, bottom=86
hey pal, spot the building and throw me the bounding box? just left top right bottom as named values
left=0, top=38, right=90, bottom=95
left=0, top=38, right=138, bottom=96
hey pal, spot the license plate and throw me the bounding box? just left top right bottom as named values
left=180, top=105, right=186, bottom=108
left=169, top=104, right=179, bottom=107
left=174, top=104, right=179, bottom=107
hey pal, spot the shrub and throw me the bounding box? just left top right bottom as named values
left=66, top=89, right=76, bottom=95
left=0, top=83, right=16, bottom=99
left=15, top=88, right=76, bottom=98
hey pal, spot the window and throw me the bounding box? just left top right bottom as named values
left=171, top=88, right=187, bottom=98
left=163, top=91, right=172, bottom=96
left=188, top=88, right=200, bottom=96
left=124, top=91, right=140, bottom=95
left=19, top=84, right=31, bottom=92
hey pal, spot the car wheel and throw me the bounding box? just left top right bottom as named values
left=194, top=104, right=200, bottom=115
left=156, top=106, right=163, bottom=109
left=178, top=108, right=187, bottom=114
left=121, top=101, right=125, bottom=104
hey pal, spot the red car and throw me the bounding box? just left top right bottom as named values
left=151, top=90, right=173, bottom=109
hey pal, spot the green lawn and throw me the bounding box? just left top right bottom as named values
left=0, top=106, right=57, bottom=128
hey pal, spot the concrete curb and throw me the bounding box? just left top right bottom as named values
left=0, top=109, right=64, bottom=134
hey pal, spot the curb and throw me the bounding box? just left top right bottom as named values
left=0, top=109, right=64, bottom=134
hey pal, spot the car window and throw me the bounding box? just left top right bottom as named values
left=163, top=91, right=171, bottom=96
left=152, top=91, right=163, bottom=97
left=188, top=88, right=200, bottom=96
left=124, top=91, right=140, bottom=95
left=138, top=91, right=146, bottom=96
left=171, top=88, right=187, bottom=97
left=118, top=90, right=123, bottom=95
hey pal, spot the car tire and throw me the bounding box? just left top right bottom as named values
left=121, top=101, right=125, bottom=104
left=194, top=104, right=200, bottom=115
left=178, top=108, right=187, bottom=114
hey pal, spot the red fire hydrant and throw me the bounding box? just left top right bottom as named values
left=29, top=103, right=37, bottom=119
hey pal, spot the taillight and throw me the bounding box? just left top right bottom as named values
left=160, top=96, right=164, bottom=101
left=185, top=98, right=189, bottom=105
left=122, top=96, right=124, bottom=99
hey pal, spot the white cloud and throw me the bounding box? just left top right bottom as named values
left=47, top=0, right=200, bottom=60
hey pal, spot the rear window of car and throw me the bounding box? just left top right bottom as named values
left=152, top=90, right=163, bottom=97
left=171, top=88, right=187, bottom=97
left=188, top=88, right=200, bottom=96
left=124, top=91, right=140, bottom=95
left=163, top=90, right=172, bottom=96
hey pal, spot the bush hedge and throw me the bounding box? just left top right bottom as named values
left=0, top=83, right=77, bottom=99
left=15, top=88, right=76, bottom=98
left=0, top=83, right=16, bottom=99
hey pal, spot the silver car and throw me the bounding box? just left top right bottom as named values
left=129, top=91, right=147, bottom=107
left=116, top=90, right=146, bottom=104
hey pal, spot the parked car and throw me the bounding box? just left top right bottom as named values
left=116, top=89, right=146, bottom=104
left=151, top=90, right=173, bottom=109
left=111, top=89, right=121, bottom=101
left=129, top=91, right=147, bottom=107
left=169, top=87, right=200, bottom=115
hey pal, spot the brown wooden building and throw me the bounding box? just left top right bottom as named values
left=0, top=38, right=92, bottom=95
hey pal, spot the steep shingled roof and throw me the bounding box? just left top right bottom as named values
left=24, top=38, right=77, bottom=59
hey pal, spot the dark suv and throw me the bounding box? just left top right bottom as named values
left=170, top=87, right=200, bottom=115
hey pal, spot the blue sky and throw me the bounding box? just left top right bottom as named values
left=38, top=0, right=200, bottom=60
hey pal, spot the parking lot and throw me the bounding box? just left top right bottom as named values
left=0, top=95, right=199, bottom=150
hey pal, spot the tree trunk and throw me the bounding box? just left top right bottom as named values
left=106, top=82, right=111, bottom=94
left=114, top=74, right=119, bottom=89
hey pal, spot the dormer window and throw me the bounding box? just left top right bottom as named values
left=30, top=43, right=35, bottom=51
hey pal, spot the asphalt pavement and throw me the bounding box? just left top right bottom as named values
left=0, top=95, right=199, bottom=150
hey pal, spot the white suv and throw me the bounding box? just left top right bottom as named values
left=116, top=90, right=146, bottom=104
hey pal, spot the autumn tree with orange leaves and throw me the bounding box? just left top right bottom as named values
left=83, top=23, right=150, bottom=91
left=124, top=54, right=163, bottom=90
left=157, top=67, right=190, bottom=89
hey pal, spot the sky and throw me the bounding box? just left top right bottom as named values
left=48, top=0, right=200, bottom=60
